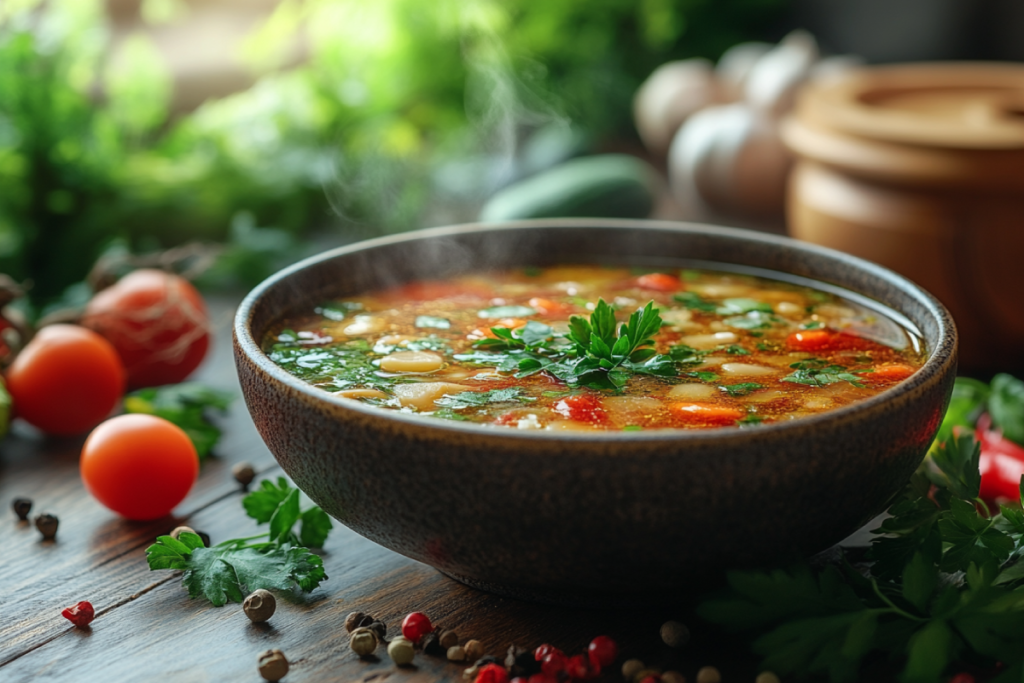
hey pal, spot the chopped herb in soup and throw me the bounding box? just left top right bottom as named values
left=264, top=266, right=924, bottom=431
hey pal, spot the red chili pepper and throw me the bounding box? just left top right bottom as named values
left=61, top=601, right=95, bottom=628
left=977, top=414, right=1024, bottom=503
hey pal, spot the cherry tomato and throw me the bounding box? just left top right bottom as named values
left=5, top=324, right=125, bottom=435
left=80, top=414, right=198, bottom=520
left=81, top=269, right=210, bottom=389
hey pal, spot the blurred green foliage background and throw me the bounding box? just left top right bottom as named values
left=0, top=0, right=786, bottom=312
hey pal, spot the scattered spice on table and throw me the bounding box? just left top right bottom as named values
left=232, top=461, right=256, bottom=488
left=257, top=649, right=289, bottom=682
left=61, top=601, right=95, bottom=628
left=243, top=589, right=276, bottom=623
left=350, top=627, right=378, bottom=656
left=34, top=512, right=58, bottom=540
left=388, top=637, right=416, bottom=666
left=12, top=497, right=31, bottom=521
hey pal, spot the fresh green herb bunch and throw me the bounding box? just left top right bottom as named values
left=456, top=298, right=675, bottom=391
left=698, top=433, right=1024, bottom=683
left=146, top=478, right=332, bottom=605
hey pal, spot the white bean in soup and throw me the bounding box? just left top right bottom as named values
left=264, top=265, right=924, bottom=432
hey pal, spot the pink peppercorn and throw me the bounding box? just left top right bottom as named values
left=541, top=650, right=568, bottom=677
left=587, top=635, right=618, bottom=668
left=400, top=611, right=434, bottom=644
left=475, top=663, right=510, bottom=683
left=566, top=653, right=600, bottom=680
left=61, top=601, right=95, bottom=628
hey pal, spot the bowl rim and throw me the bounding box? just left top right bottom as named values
left=234, top=218, right=957, bottom=445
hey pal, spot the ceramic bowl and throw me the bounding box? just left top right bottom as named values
left=233, top=219, right=956, bottom=604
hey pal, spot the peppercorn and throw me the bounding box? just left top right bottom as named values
left=464, top=639, right=485, bottom=661
left=633, top=669, right=663, bottom=683
left=448, top=645, right=467, bottom=662
left=639, top=676, right=661, bottom=683
left=662, top=671, right=686, bottom=683
left=440, top=629, right=459, bottom=649
left=12, top=497, right=32, bottom=521
left=345, top=611, right=372, bottom=633
left=695, top=666, right=721, bottom=683
left=34, top=513, right=58, bottom=540
left=422, top=631, right=446, bottom=656
left=350, top=627, right=378, bottom=657
left=367, top=620, right=387, bottom=643
left=755, top=673, right=780, bottom=683
left=660, top=620, right=690, bottom=648
left=473, top=655, right=502, bottom=668
left=401, top=611, right=434, bottom=644
left=61, top=601, right=95, bottom=628
left=243, top=589, right=276, bottom=623
left=474, top=663, right=509, bottom=683
left=505, top=644, right=539, bottom=678
left=257, top=649, right=289, bottom=682
left=232, top=461, right=256, bottom=487
left=388, top=637, right=416, bottom=666
left=622, top=659, right=645, bottom=680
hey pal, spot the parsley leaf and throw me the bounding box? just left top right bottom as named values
left=124, top=383, right=233, bottom=460
left=782, top=359, right=868, bottom=388
left=148, top=477, right=333, bottom=605
left=478, top=305, right=536, bottom=318
left=716, top=298, right=773, bottom=315
left=673, top=291, right=717, bottom=312
left=435, top=388, right=525, bottom=410
left=990, top=373, right=1024, bottom=445
left=719, top=383, right=764, bottom=397
left=414, top=315, right=450, bottom=329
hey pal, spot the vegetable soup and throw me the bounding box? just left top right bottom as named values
left=263, top=265, right=924, bottom=431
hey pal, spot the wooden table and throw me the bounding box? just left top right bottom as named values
left=0, top=295, right=762, bottom=683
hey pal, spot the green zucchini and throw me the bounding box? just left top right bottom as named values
left=479, top=154, right=658, bottom=222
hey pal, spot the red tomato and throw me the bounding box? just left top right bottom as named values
left=554, top=394, right=609, bottom=425
left=528, top=297, right=573, bottom=317
left=977, top=414, right=1024, bottom=503
left=5, top=324, right=125, bottom=435
left=635, top=273, right=682, bottom=291
left=80, top=414, right=198, bottom=520
left=866, top=363, right=917, bottom=385
left=81, top=269, right=210, bottom=389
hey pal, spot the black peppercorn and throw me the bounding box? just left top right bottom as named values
left=367, top=620, right=387, bottom=643
left=243, top=589, right=277, bottom=623
left=473, top=655, right=501, bottom=668
left=35, top=513, right=58, bottom=540
left=12, top=497, right=32, bottom=521
left=421, top=631, right=445, bottom=656
left=506, top=644, right=539, bottom=678
left=232, top=462, right=256, bottom=488
left=345, top=611, right=374, bottom=633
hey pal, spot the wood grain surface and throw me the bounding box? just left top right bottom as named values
left=0, top=296, right=759, bottom=683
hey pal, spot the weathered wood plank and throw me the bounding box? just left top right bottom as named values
left=2, top=471, right=753, bottom=683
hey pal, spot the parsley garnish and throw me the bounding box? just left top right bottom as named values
left=782, top=359, right=870, bottom=388
left=698, top=433, right=1024, bottom=682
left=478, top=305, right=536, bottom=318
left=435, top=388, right=527, bottom=410
left=146, top=477, right=331, bottom=606
left=716, top=298, right=773, bottom=315
left=124, top=383, right=233, bottom=460
left=457, top=299, right=675, bottom=391
left=673, top=291, right=717, bottom=312
left=719, top=383, right=764, bottom=397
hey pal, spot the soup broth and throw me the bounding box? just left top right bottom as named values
left=264, top=265, right=925, bottom=431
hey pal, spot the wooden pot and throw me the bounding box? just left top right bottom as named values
left=783, top=62, right=1024, bottom=372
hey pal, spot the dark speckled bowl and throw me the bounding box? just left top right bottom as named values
left=233, top=219, right=956, bottom=604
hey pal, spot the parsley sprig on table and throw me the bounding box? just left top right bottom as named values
left=145, top=477, right=332, bottom=605
left=456, top=299, right=676, bottom=391
left=697, top=433, right=1024, bottom=683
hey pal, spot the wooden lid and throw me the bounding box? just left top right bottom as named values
left=783, top=63, right=1024, bottom=188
